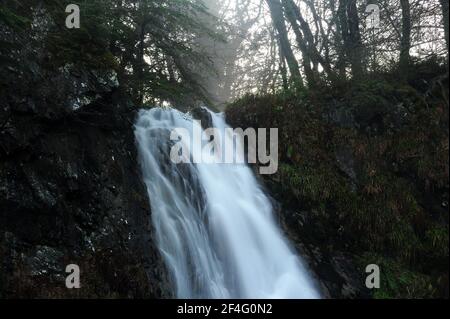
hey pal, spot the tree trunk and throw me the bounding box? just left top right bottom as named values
left=282, top=0, right=335, bottom=83
left=338, top=0, right=364, bottom=79
left=331, top=0, right=347, bottom=79
left=279, top=53, right=289, bottom=91
left=136, top=24, right=146, bottom=106
left=266, top=0, right=304, bottom=90
left=399, top=0, right=412, bottom=75
left=282, top=0, right=316, bottom=86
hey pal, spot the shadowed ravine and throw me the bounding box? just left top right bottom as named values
left=134, top=108, right=320, bottom=299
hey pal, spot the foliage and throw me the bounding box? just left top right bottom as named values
left=0, top=0, right=220, bottom=106
left=358, top=253, right=441, bottom=299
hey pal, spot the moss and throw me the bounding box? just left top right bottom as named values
left=357, top=253, right=438, bottom=299
left=0, top=5, right=30, bottom=30
left=280, top=164, right=335, bottom=202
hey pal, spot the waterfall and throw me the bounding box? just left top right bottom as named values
left=134, top=107, right=320, bottom=299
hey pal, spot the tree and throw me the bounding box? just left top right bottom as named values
left=399, top=0, right=412, bottom=74
left=266, top=0, right=304, bottom=90
left=108, top=0, right=217, bottom=107
left=282, top=0, right=316, bottom=85
left=338, top=0, right=364, bottom=79
left=282, top=0, right=336, bottom=85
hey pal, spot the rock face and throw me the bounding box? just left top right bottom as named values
left=272, top=201, right=370, bottom=298
left=260, top=178, right=370, bottom=298
left=190, top=107, right=213, bottom=129
left=225, top=80, right=449, bottom=299
left=0, top=90, right=171, bottom=298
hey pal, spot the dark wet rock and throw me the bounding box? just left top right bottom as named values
left=27, top=246, right=64, bottom=277
left=334, top=146, right=358, bottom=192
left=225, top=98, right=374, bottom=299
left=275, top=206, right=371, bottom=299
left=0, top=90, right=171, bottom=298
left=325, top=105, right=356, bottom=128
left=190, top=107, right=213, bottom=129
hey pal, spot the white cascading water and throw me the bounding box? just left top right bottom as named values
left=134, top=107, right=320, bottom=299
